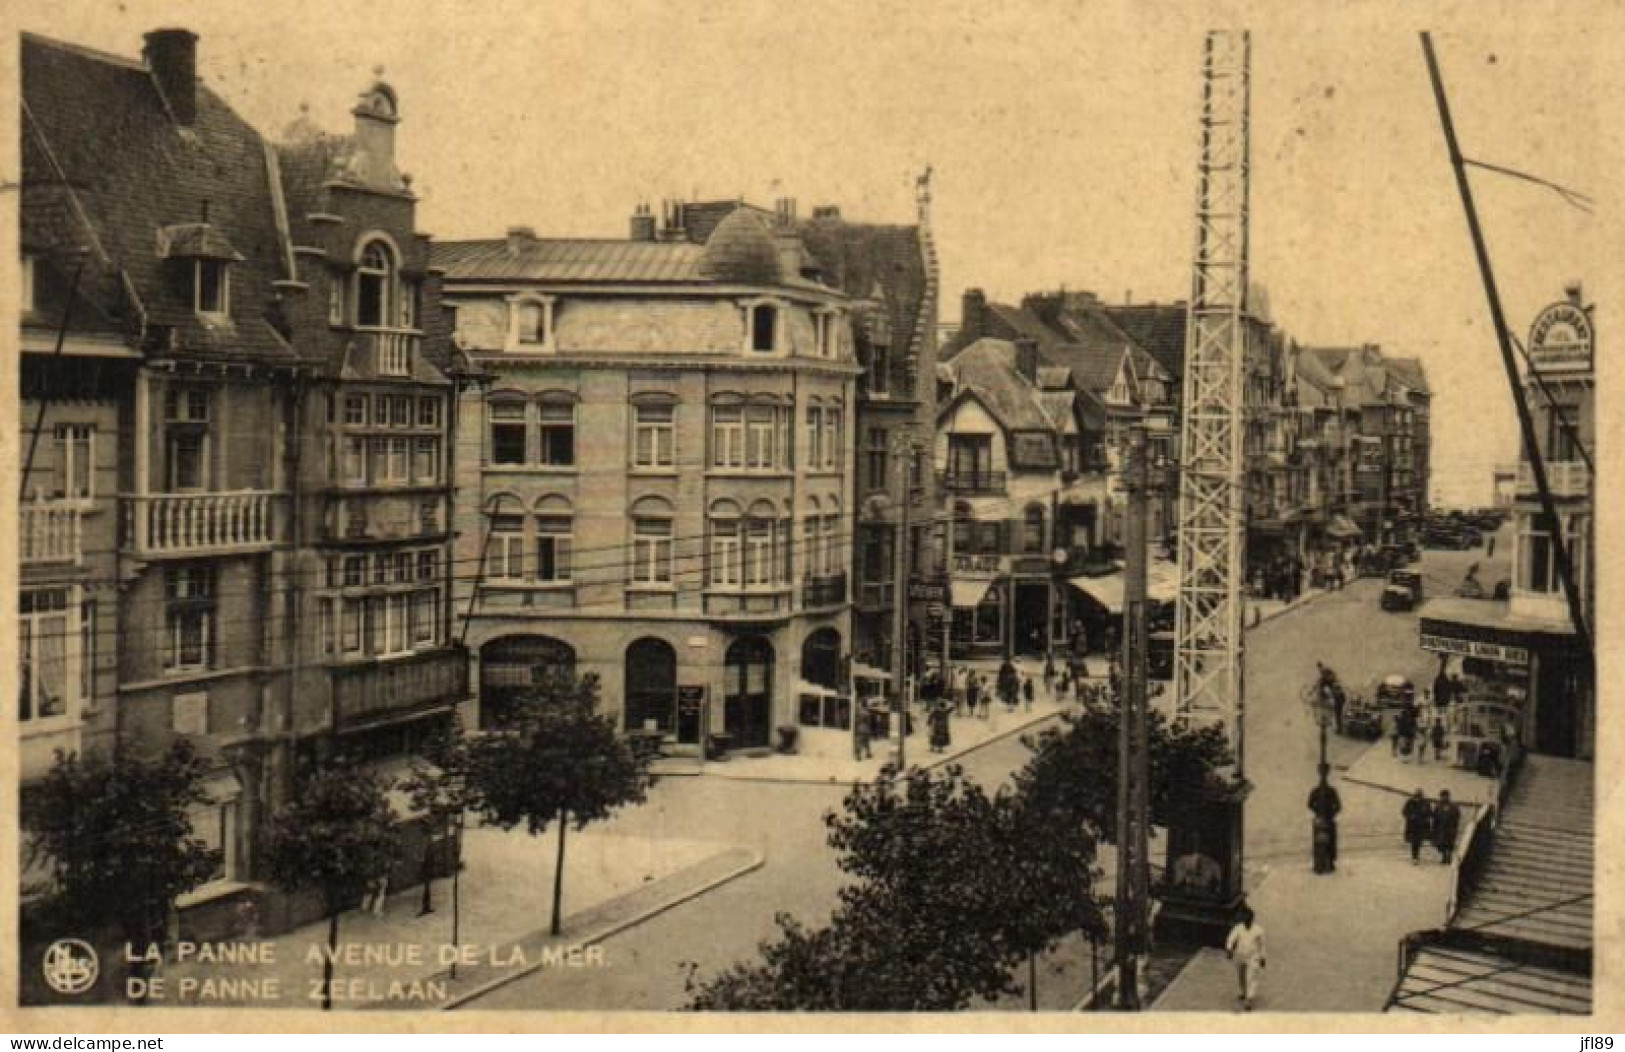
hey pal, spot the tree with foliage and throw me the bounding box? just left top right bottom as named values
left=464, top=670, right=649, bottom=936
left=260, top=756, right=400, bottom=1010
left=687, top=763, right=1106, bottom=1010
left=26, top=741, right=219, bottom=991
left=1015, top=704, right=1234, bottom=845
left=402, top=713, right=476, bottom=974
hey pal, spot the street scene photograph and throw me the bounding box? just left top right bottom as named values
left=8, top=0, right=1607, bottom=1026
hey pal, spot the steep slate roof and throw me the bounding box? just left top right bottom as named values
left=21, top=32, right=303, bottom=364
left=796, top=215, right=928, bottom=368
left=1103, top=303, right=1188, bottom=382
left=941, top=338, right=1056, bottom=434
left=1385, top=356, right=1431, bottom=395
left=947, top=296, right=1168, bottom=399
left=1293, top=346, right=1340, bottom=393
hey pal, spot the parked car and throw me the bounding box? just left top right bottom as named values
left=1341, top=694, right=1385, bottom=740
left=1389, top=569, right=1424, bottom=604
left=1374, top=673, right=1416, bottom=708
left=1380, top=582, right=1415, bottom=612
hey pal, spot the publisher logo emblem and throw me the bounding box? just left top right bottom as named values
left=43, top=939, right=98, bottom=995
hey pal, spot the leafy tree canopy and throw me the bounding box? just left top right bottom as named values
left=261, top=756, right=400, bottom=912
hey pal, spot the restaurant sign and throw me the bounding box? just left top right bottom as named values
left=1419, top=633, right=1528, bottom=665
left=1528, top=300, right=1592, bottom=373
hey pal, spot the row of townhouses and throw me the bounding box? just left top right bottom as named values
left=16, top=27, right=1433, bottom=938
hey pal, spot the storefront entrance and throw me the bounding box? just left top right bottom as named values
left=724, top=636, right=774, bottom=749
left=1012, top=581, right=1050, bottom=656
left=626, top=637, right=691, bottom=741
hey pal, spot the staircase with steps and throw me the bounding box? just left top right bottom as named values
left=1389, top=755, right=1594, bottom=1014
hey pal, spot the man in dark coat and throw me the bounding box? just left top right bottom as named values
left=1433, top=790, right=1462, bottom=864
left=1433, top=663, right=1452, bottom=710
left=1402, top=789, right=1434, bottom=864
left=1307, top=768, right=1342, bottom=873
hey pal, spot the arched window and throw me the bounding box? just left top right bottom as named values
left=479, top=634, right=576, bottom=729
left=625, top=637, right=677, bottom=734
left=356, top=240, right=394, bottom=328
left=745, top=500, right=778, bottom=586
left=484, top=493, right=526, bottom=581
left=488, top=395, right=528, bottom=465
left=1023, top=503, right=1047, bottom=553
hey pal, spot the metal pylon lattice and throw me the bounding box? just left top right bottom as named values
left=1173, top=29, right=1251, bottom=776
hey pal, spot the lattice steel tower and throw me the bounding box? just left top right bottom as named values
left=1173, top=30, right=1252, bottom=775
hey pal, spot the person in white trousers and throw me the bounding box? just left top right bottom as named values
left=1225, top=906, right=1267, bottom=1010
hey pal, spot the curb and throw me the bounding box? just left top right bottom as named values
left=435, top=846, right=765, bottom=1011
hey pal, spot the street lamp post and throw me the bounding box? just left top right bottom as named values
left=1304, top=684, right=1341, bottom=874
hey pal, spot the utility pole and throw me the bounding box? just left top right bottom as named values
left=890, top=427, right=916, bottom=770
left=1115, top=425, right=1152, bottom=1010
left=1420, top=33, right=1591, bottom=659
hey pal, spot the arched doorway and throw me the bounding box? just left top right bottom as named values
left=479, top=635, right=576, bottom=729
left=724, top=636, right=774, bottom=749
left=625, top=637, right=678, bottom=737
left=800, top=628, right=841, bottom=691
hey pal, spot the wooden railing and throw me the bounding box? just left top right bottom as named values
left=125, top=491, right=280, bottom=557
left=20, top=498, right=82, bottom=566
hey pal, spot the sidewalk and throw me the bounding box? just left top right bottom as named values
left=1153, top=851, right=1455, bottom=1012
left=155, top=826, right=760, bottom=1010
left=1344, top=744, right=1502, bottom=809
left=699, top=693, right=1070, bottom=784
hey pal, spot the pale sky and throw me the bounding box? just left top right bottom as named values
left=15, top=0, right=1615, bottom=505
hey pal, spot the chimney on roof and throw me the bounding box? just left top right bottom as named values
left=506, top=226, right=535, bottom=258
left=629, top=203, right=656, bottom=242
left=658, top=200, right=688, bottom=242
left=1566, top=281, right=1584, bottom=306
left=962, top=288, right=987, bottom=341
left=774, top=198, right=797, bottom=228
left=144, top=28, right=198, bottom=127
left=1014, top=337, right=1039, bottom=384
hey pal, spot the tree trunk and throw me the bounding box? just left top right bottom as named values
left=322, top=910, right=339, bottom=1011
left=419, top=836, right=436, bottom=916
left=550, top=810, right=568, bottom=936
left=1028, top=951, right=1038, bottom=1011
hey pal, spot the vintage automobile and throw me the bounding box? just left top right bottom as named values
left=1341, top=693, right=1385, bottom=740
left=1380, top=581, right=1416, bottom=612
left=1389, top=569, right=1424, bottom=604
left=1374, top=673, right=1416, bottom=708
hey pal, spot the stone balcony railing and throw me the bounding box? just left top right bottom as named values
left=1515, top=460, right=1589, bottom=500
left=124, top=491, right=281, bottom=558
left=20, top=497, right=83, bottom=566
left=358, top=327, right=421, bottom=377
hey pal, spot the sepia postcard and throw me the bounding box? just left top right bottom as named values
left=1, top=0, right=1618, bottom=1034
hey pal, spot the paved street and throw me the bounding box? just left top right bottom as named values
left=465, top=534, right=1508, bottom=1012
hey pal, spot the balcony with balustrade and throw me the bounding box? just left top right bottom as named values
left=332, top=645, right=469, bottom=728
left=937, top=468, right=1008, bottom=495
left=359, top=327, right=422, bottom=377
left=123, top=491, right=283, bottom=558
left=20, top=498, right=83, bottom=567
left=1515, top=461, right=1590, bottom=501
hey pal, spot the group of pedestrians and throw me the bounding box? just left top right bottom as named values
left=1401, top=788, right=1463, bottom=865
left=1389, top=695, right=1450, bottom=765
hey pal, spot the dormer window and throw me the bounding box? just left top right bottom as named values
left=195, top=260, right=228, bottom=316
left=506, top=294, right=556, bottom=352
left=750, top=303, right=778, bottom=353
left=519, top=302, right=546, bottom=345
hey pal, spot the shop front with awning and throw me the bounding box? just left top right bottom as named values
left=1327, top=514, right=1362, bottom=540
left=1066, top=560, right=1180, bottom=615
left=948, top=575, right=1006, bottom=661
left=1418, top=596, right=1590, bottom=759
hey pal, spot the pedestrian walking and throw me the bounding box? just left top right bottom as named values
left=1398, top=700, right=1419, bottom=761
left=997, top=658, right=1019, bottom=712
left=1433, top=790, right=1461, bottom=864
left=853, top=706, right=873, bottom=761
left=1429, top=716, right=1448, bottom=763
left=1402, top=789, right=1435, bottom=864
left=1432, top=663, right=1451, bottom=711
left=1043, top=653, right=1057, bottom=696
left=1021, top=673, right=1035, bottom=713
left=1225, top=906, right=1267, bottom=1011
left=1389, top=708, right=1403, bottom=757
left=1486, top=534, right=1496, bottom=558
left=966, top=674, right=981, bottom=719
